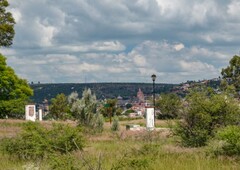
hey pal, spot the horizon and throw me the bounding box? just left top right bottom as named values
left=29, top=77, right=219, bottom=85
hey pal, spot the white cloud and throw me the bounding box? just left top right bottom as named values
left=179, top=60, right=216, bottom=72
left=36, top=19, right=57, bottom=47
left=227, top=1, right=240, bottom=19
left=5, top=40, right=230, bottom=83
left=0, top=48, right=16, bottom=56
left=107, top=67, right=131, bottom=73
left=201, top=34, right=213, bottom=43
left=189, top=46, right=228, bottom=60
left=60, top=41, right=125, bottom=52
left=9, top=8, right=22, bottom=23
left=133, top=55, right=147, bottom=67
left=59, top=62, right=103, bottom=74
left=4, top=0, right=240, bottom=83
left=174, top=43, right=185, bottom=51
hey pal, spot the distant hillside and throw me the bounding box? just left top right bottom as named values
left=30, top=83, right=176, bottom=103
left=30, top=78, right=221, bottom=104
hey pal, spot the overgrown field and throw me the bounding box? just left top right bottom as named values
left=0, top=119, right=239, bottom=170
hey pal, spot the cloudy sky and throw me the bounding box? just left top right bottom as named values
left=1, top=0, right=240, bottom=84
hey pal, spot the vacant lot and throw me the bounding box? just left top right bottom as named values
left=0, top=119, right=239, bottom=170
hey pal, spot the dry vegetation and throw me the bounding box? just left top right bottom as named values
left=0, top=119, right=239, bottom=170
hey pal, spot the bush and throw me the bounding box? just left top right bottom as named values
left=211, top=126, right=240, bottom=156
left=1, top=122, right=49, bottom=160
left=48, top=123, right=84, bottom=154
left=92, top=113, right=104, bottom=133
left=1, top=122, right=84, bottom=160
left=111, top=116, right=120, bottom=131
left=156, top=93, right=182, bottom=119
left=175, top=121, right=210, bottom=147
left=49, top=153, right=79, bottom=170
left=157, top=113, right=175, bottom=120
left=118, top=116, right=143, bottom=121
left=123, top=109, right=135, bottom=116
left=111, top=144, right=160, bottom=170
left=174, top=90, right=240, bottom=147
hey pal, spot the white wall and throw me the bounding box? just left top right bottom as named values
left=25, top=105, right=36, bottom=121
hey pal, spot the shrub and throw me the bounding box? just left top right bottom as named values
left=111, top=116, right=120, bottom=131
left=118, top=116, right=143, bottom=121
left=92, top=113, right=104, bottom=133
left=123, top=109, right=135, bottom=116
left=49, top=93, right=70, bottom=120
left=49, top=153, right=79, bottom=170
left=211, top=125, right=240, bottom=156
left=175, top=122, right=210, bottom=147
left=156, top=93, right=182, bottom=119
left=48, top=123, right=84, bottom=154
left=174, top=90, right=240, bottom=147
left=1, top=122, right=49, bottom=160
left=111, top=144, right=160, bottom=170
left=1, top=122, right=84, bottom=160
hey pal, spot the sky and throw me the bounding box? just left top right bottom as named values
left=1, top=0, right=240, bottom=84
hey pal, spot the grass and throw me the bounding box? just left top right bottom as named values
left=0, top=119, right=240, bottom=170
left=118, top=118, right=176, bottom=128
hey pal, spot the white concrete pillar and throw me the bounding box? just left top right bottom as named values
left=146, top=107, right=154, bottom=131
left=39, top=109, right=43, bottom=121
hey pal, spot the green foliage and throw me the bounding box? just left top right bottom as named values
left=30, top=83, right=176, bottom=104
left=49, top=93, right=70, bottom=120
left=111, top=116, right=119, bottom=131
left=102, top=99, right=117, bottom=117
left=0, top=0, right=15, bottom=47
left=1, top=122, right=84, bottom=161
left=118, top=116, right=143, bottom=121
left=112, top=144, right=160, bottom=170
left=48, top=123, right=84, bottom=154
left=221, top=55, right=240, bottom=93
left=123, top=109, right=135, bottom=116
left=220, top=79, right=236, bottom=96
left=175, top=90, right=240, bottom=147
left=156, top=93, right=182, bottom=119
left=49, top=153, right=79, bottom=170
left=211, top=126, right=240, bottom=156
left=92, top=113, right=104, bottom=133
left=2, top=122, right=49, bottom=160
left=125, top=103, right=132, bottom=109
left=69, top=89, right=98, bottom=126
left=0, top=54, right=33, bottom=118
left=68, top=90, right=105, bottom=132
left=115, top=107, right=123, bottom=116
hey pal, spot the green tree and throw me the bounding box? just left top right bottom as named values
left=49, top=93, right=70, bottom=120
left=175, top=90, right=240, bottom=147
left=221, top=55, right=240, bottom=94
left=69, top=89, right=98, bottom=126
left=156, top=93, right=182, bottom=119
left=103, top=99, right=117, bottom=123
left=0, top=54, right=33, bottom=118
left=125, top=103, right=132, bottom=109
left=0, top=0, right=15, bottom=47
left=69, top=90, right=105, bottom=132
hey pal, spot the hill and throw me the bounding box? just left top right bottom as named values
left=30, top=78, right=221, bottom=104
left=30, top=83, right=176, bottom=103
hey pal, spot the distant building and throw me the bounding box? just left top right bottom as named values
left=131, top=88, right=147, bottom=116
left=117, top=95, right=125, bottom=108
left=137, top=88, right=145, bottom=102
left=41, top=99, right=49, bottom=116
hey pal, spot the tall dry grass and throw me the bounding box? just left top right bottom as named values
left=0, top=119, right=239, bottom=170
